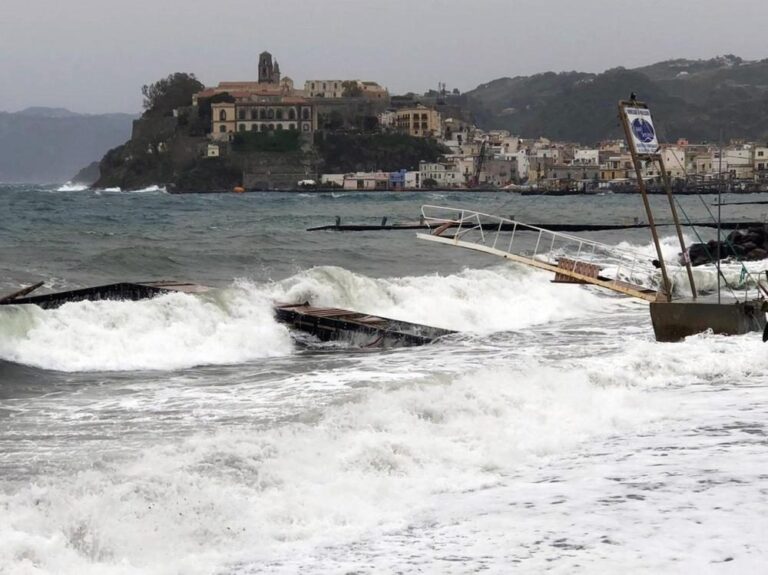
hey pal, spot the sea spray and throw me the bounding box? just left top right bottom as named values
left=55, top=182, right=89, bottom=192
left=0, top=288, right=293, bottom=372
left=268, top=264, right=613, bottom=333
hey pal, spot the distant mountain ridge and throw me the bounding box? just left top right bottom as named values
left=465, top=55, right=768, bottom=144
left=0, top=107, right=136, bottom=183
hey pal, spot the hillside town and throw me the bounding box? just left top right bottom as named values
left=180, top=51, right=768, bottom=192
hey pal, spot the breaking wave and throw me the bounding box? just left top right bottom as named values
left=268, top=264, right=611, bottom=333
left=55, top=182, right=89, bottom=192
left=0, top=289, right=293, bottom=372
left=0, top=264, right=614, bottom=372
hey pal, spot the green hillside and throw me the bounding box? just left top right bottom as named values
left=465, top=56, right=768, bottom=144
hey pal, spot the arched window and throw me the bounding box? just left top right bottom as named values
left=303, top=123, right=310, bottom=132
left=251, top=124, right=259, bottom=131
left=219, top=110, right=227, bottom=121
left=302, top=108, right=310, bottom=120
left=288, top=109, right=296, bottom=120
left=268, top=123, right=275, bottom=131
left=251, top=109, right=258, bottom=120
left=260, top=109, right=266, bottom=120
left=267, top=109, right=274, bottom=119
left=276, top=109, right=283, bottom=120
left=289, top=123, right=296, bottom=131
left=238, top=109, right=245, bottom=120
left=238, top=124, right=246, bottom=132
left=276, top=124, right=283, bottom=131
left=219, top=125, right=226, bottom=133
left=261, top=124, right=268, bottom=132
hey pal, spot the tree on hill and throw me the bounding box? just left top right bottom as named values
left=142, top=73, right=204, bottom=117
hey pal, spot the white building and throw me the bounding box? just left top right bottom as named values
left=755, top=147, right=768, bottom=181
left=320, top=174, right=345, bottom=187
left=419, top=161, right=463, bottom=187
left=723, top=148, right=753, bottom=179
left=573, top=149, right=600, bottom=165
left=405, top=171, right=421, bottom=189
left=661, top=146, right=686, bottom=179
left=305, top=80, right=345, bottom=98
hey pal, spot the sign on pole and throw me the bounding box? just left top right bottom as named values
left=624, top=106, right=659, bottom=155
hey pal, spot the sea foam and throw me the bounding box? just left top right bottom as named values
left=0, top=362, right=657, bottom=574
left=0, top=288, right=293, bottom=372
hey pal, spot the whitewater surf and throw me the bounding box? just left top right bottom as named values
left=2, top=186, right=768, bottom=573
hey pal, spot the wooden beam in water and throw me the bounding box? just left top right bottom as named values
left=0, top=281, right=45, bottom=304
left=418, top=233, right=659, bottom=302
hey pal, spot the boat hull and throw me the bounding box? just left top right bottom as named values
left=649, top=299, right=766, bottom=342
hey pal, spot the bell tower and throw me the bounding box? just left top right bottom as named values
left=258, top=51, right=274, bottom=84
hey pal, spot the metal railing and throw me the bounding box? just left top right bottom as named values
left=420, top=205, right=662, bottom=294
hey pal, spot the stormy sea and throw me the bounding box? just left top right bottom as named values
left=1, top=184, right=767, bottom=574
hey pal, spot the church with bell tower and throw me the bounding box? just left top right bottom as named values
left=258, top=51, right=281, bottom=84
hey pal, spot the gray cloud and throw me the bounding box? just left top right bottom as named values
left=1, top=0, right=766, bottom=113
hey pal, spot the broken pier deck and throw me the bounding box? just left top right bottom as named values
left=0, top=281, right=452, bottom=348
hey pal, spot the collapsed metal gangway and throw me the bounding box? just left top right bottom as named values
left=417, top=205, right=662, bottom=302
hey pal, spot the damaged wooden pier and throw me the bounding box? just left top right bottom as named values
left=0, top=281, right=452, bottom=348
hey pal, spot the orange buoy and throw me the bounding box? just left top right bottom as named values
left=233, top=186, right=245, bottom=194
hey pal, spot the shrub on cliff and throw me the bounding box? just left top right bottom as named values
left=142, top=73, right=204, bottom=118
left=232, top=130, right=301, bottom=153
left=316, top=133, right=448, bottom=172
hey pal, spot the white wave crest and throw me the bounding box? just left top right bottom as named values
left=56, top=182, right=89, bottom=192
left=267, top=264, right=611, bottom=333
left=0, top=289, right=292, bottom=372
left=131, top=185, right=167, bottom=193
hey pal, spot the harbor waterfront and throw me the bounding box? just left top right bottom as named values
left=2, top=184, right=768, bottom=572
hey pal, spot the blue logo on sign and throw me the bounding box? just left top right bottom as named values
left=631, top=118, right=655, bottom=143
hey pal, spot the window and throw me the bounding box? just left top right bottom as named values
left=219, top=110, right=227, bottom=121
left=759, top=151, right=765, bottom=157
left=303, top=123, right=310, bottom=132
left=276, top=109, right=283, bottom=120
left=268, top=123, right=275, bottom=131
left=238, top=124, right=245, bottom=132
left=219, top=125, right=226, bottom=133
left=260, top=109, right=267, bottom=120
left=252, top=124, right=258, bottom=131
left=267, top=109, right=274, bottom=119
left=251, top=109, right=258, bottom=120
left=302, top=108, right=310, bottom=120
left=289, top=109, right=296, bottom=120
left=238, top=109, right=245, bottom=120
left=261, top=124, right=268, bottom=132
left=289, top=123, right=296, bottom=130
left=276, top=124, right=283, bottom=131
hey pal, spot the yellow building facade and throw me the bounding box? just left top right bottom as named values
left=395, top=105, right=442, bottom=138
left=211, top=98, right=316, bottom=141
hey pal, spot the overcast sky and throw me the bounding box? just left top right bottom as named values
left=2, top=0, right=767, bottom=114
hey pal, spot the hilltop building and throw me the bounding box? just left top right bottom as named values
left=395, top=105, right=442, bottom=138
left=304, top=80, right=389, bottom=100
left=194, top=51, right=318, bottom=141
left=211, top=99, right=315, bottom=140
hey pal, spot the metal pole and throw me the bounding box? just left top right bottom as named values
left=658, top=154, right=697, bottom=298
left=718, top=137, right=723, bottom=304
left=618, top=101, right=672, bottom=301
